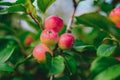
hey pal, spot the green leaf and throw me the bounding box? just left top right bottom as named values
left=0, top=63, right=14, bottom=72
left=74, top=45, right=95, bottom=52
left=73, top=40, right=95, bottom=52
left=94, top=0, right=105, bottom=5
left=0, top=23, right=14, bottom=33
left=49, top=56, right=65, bottom=76
left=0, top=44, right=15, bottom=63
left=90, top=57, right=120, bottom=79
left=93, top=64, right=120, bottom=80
left=37, top=0, right=55, bottom=13
left=45, top=52, right=52, bottom=69
left=0, top=4, right=26, bottom=15
left=0, top=36, right=16, bottom=41
left=15, top=0, right=34, bottom=4
left=0, top=2, right=13, bottom=6
left=72, top=26, right=83, bottom=40
left=59, top=25, right=67, bottom=36
left=54, top=76, right=70, bottom=80
left=64, top=55, right=77, bottom=74
left=76, top=13, right=120, bottom=40
left=97, top=44, right=117, bottom=57
left=15, top=0, right=25, bottom=4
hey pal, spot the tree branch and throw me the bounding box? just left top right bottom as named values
left=29, top=13, right=44, bottom=30
left=14, top=54, right=32, bottom=70
left=50, top=75, right=54, bottom=80
left=66, top=0, right=77, bottom=33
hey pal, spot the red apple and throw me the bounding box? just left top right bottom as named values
left=109, top=7, right=120, bottom=28
left=24, top=35, right=33, bottom=45
left=58, top=33, right=75, bottom=49
left=32, top=43, right=52, bottom=62
left=40, top=29, right=59, bottom=48
left=116, top=56, right=120, bottom=61
left=44, top=15, right=64, bottom=32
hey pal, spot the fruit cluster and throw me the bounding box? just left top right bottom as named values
left=109, top=7, right=120, bottom=28
left=32, top=15, right=75, bottom=63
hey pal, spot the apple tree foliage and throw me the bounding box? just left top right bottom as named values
left=0, top=0, right=120, bottom=80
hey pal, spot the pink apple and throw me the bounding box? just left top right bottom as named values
left=32, top=43, right=52, bottom=62
left=24, top=35, right=33, bottom=45
left=109, top=7, right=120, bottom=28
left=58, top=33, right=75, bottom=49
left=40, top=29, right=59, bottom=48
left=44, top=15, right=64, bottom=32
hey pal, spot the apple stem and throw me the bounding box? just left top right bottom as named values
left=66, top=0, right=77, bottom=33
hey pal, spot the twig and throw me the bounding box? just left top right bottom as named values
left=29, top=13, right=44, bottom=30
left=66, top=0, right=77, bottom=33
left=108, top=33, right=120, bottom=44
left=50, top=75, right=54, bottom=80
left=14, top=54, right=32, bottom=70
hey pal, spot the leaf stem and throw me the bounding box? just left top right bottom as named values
left=66, top=0, right=77, bottom=33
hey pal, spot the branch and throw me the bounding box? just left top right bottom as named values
left=66, top=0, right=77, bottom=33
left=50, top=75, right=54, bottom=80
left=29, top=13, right=44, bottom=30
left=14, top=54, right=32, bottom=70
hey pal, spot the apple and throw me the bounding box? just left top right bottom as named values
left=44, top=15, right=64, bottom=32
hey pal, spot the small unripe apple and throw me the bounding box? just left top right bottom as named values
left=24, top=35, right=33, bottom=45
left=109, top=7, right=120, bottom=28
left=116, top=56, right=120, bottom=61
left=58, top=33, right=75, bottom=49
left=44, top=15, right=64, bottom=32
left=32, top=44, right=52, bottom=62
left=40, top=29, right=59, bottom=48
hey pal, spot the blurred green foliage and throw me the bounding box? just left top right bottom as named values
left=0, top=0, right=120, bottom=80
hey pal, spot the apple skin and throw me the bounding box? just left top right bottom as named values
left=32, top=43, right=52, bottom=63
left=40, top=29, right=59, bottom=48
left=109, top=7, right=120, bottom=28
left=58, top=33, right=75, bottom=50
left=44, top=15, right=64, bottom=32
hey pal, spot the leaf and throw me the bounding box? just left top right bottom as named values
left=94, top=0, right=105, bottom=5
left=64, top=55, right=77, bottom=74
left=76, top=13, right=120, bottom=40
left=0, top=44, right=15, bottom=63
left=0, top=63, right=14, bottom=72
left=97, top=44, right=117, bottom=57
left=0, top=1, right=13, bottom=6
left=37, top=0, right=55, bottom=13
left=15, top=0, right=34, bottom=4
left=49, top=56, right=65, bottom=76
left=15, top=0, right=25, bottom=4
left=0, top=4, right=26, bottom=15
left=93, top=64, right=120, bottom=80
left=74, top=45, right=95, bottom=52
left=73, top=40, right=95, bottom=52
left=0, top=23, right=14, bottom=33
left=90, top=57, right=120, bottom=79
left=71, top=26, right=83, bottom=40
left=45, top=52, right=52, bottom=69
left=59, top=25, right=67, bottom=36
left=0, top=35, right=16, bottom=41
left=54, top=76, right=70, bottom=80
